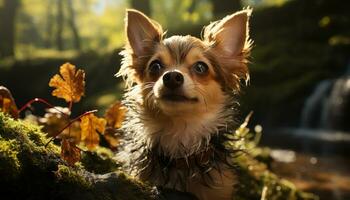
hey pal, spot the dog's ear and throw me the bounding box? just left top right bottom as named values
left=203, top=9, right=252, bottom=90
left=203, top=9, right=251, bottom=57
left=126, top=9, right=163, bottom=56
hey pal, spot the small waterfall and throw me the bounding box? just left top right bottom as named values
left=301, top=80, right=332, bottom=128
left=301, top=63, right=350, bottom=131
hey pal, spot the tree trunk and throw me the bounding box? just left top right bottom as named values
left=212, top=0, right=241, bottom=19
left=0, top=0, right=19, bottom=58
left=45, top=0, right=54, bottom=48
left=130, top=0, right=151, bottom=16
left=56, top=0, right=64, bottom=51
left=67, top=0, right=81, bottom=50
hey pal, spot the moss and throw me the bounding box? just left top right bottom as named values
left=0, top=139, right=21, bottom=179
left=56, top=164, right=92, bottom=189
left=235, top=153, right=319, bottom=200
left=0, top=112, right=158, bottom=200
left=81, top=146, right=120, bottom=174
left=0, top=112, right=60, bottom=174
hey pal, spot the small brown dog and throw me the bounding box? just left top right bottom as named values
left=118, top=8, right=252, bottom=200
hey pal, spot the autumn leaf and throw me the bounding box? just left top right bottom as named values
left=80, top=113, right=106, bottom=150
left=2, top=98, right=11, bottom=113
left=38, top=107, right=81, bottom=143
left=0, top=86, right=19, bottom=119
left=61, top=138, right=81, bottom=166
left=102, top=101, right=126, bottom=148
left=104, top=101, right=126, bottom=129
left=49, top=63, right=85, bottom=103
left=103, top=127, right=121, bottom=149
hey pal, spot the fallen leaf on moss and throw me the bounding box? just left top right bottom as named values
left=49, top=63, right=85, bottom=103
left=80, top=113, right=106, bottom=150
left=61, top=138, right=81, bottom=166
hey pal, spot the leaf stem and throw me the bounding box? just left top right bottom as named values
left=68, top=101, right=73, bottom=111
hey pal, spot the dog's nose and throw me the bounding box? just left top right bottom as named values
left=163, top=71, right=184, bottom=89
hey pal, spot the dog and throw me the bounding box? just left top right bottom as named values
left=117, top=8, right=252, bottom=200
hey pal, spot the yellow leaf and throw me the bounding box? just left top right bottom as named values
left=49, top=63, right=85, bottom=103
left=104, top=101, right=126, bottom=129
left=80, top=113, right=106, bottom=150
left=61, top=138, right=81, bottom=166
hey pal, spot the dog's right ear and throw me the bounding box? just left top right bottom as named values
left=126, top=9, right=163, bottom=56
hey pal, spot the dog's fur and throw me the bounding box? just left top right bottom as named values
left=118, top=8, right=252, bottom=200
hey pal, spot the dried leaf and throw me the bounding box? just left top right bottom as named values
left=38, top=107, right=81, bottom=142
left=104, top=101, right=126, bottom=128
left=80, top=113, right=106, bottom=150
left=103, top=127, right=120, bottom=149
left=49, top=63, right=85, bottom=103
left=61, top=138, right=81, bottom=166
left=0, top=86, right=19, bottom=118
left=2, top=98, right=11, bottom=112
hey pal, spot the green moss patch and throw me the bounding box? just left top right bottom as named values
left=0, top=113, right=157, bottom=200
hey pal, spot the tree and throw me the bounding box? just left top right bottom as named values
left=45, top=0, right=54, bottom=48
left=56, top=0, right=64, bottom=51
left=67, top=0, right=81, bottom=50
left=0, top=0, right=20, bottom=58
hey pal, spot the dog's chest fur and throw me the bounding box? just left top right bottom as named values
left=138, top=150, right=237, bottom=200
left=119, top=102, right=239, bottom=200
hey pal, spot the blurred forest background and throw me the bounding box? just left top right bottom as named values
left=0, top=0, right=350, bottom=199
left=0, top=0, right=349, bottom=128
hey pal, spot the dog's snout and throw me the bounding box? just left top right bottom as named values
left=163, top=71, right=184, bottom=89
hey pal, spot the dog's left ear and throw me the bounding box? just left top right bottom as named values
left=203, top=9, right=252, bottom=57
left=125, top=9, right=163, bottom=56
left=203, top=8, right=252, bottom=90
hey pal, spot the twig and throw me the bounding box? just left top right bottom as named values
left=19, top=98, right=70, bottom=117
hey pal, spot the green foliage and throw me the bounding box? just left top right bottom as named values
left=151, top=0, right=212, bottom=29
left=15, top=0, right=127, bottom=57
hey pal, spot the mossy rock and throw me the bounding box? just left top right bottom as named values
left=0, top=112, right=157, bottom=200
left=81, top=146, right=120, bottom=174
left=0, top=112, right=317, bottom=200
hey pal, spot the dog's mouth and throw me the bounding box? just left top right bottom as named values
left=161, top=94, right=198, bottom=103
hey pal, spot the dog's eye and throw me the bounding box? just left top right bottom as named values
left=193, top=62, right=209, bottom=75
left=148, top=60, right=163, bottom=74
